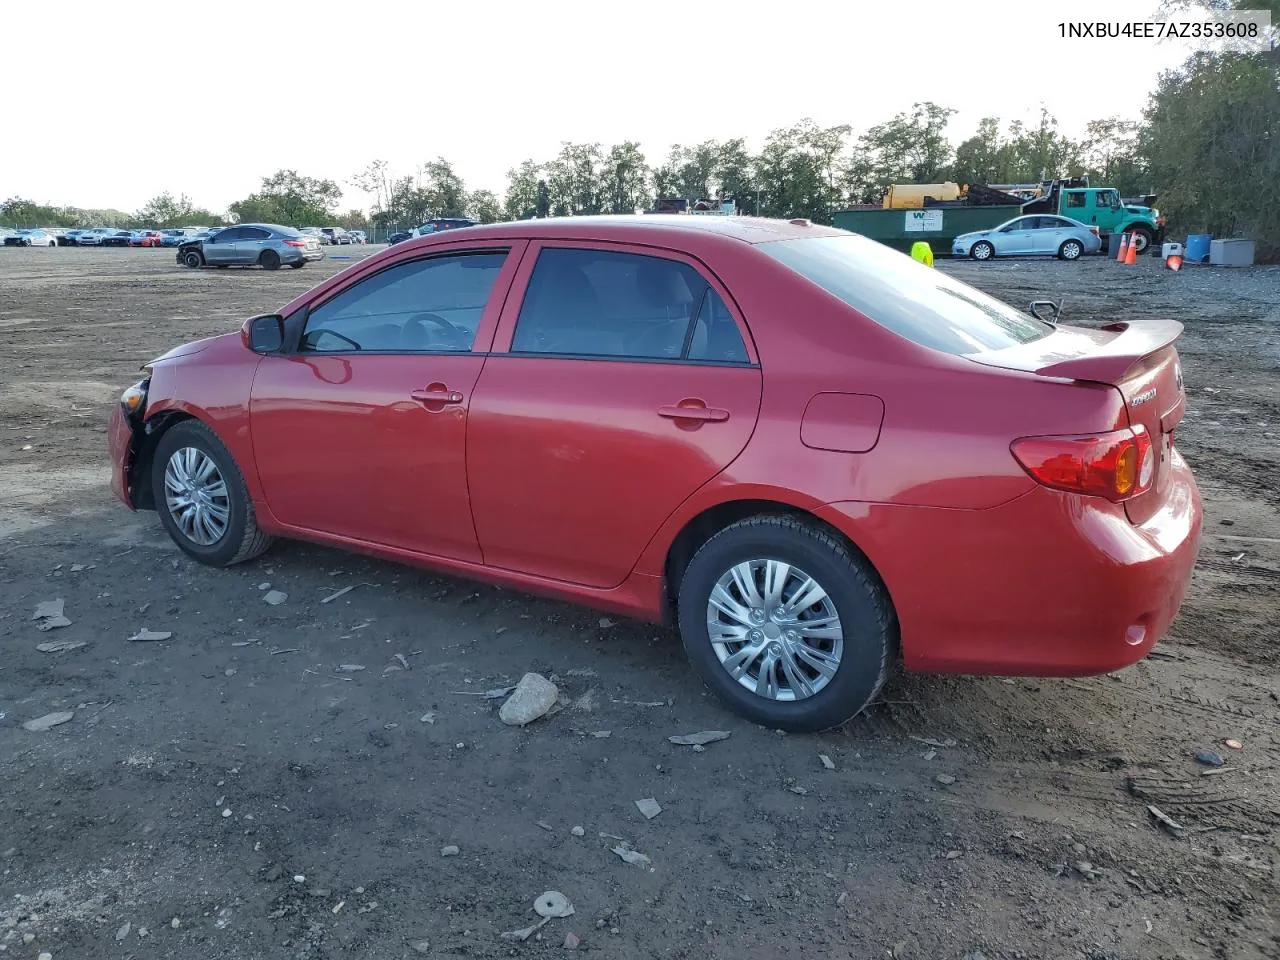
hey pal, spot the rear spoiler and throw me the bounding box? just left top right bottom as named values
left=1034, top=318, right=1184, bottom=383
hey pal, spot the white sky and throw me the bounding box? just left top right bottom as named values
left=2, top=0, right=1200, bottom=214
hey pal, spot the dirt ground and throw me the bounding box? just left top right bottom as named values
left=1, top=246, right=1277, bottom=960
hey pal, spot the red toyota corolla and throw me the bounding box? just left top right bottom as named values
left=107, top=216, right=1202, bottom=731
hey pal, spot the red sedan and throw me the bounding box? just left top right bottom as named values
left=130, top=230, right=165, bottom=248
left=107, top=216, right=1201, bottom=731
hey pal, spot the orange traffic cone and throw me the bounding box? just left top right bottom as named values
left=1124, top=234, right=1138, bottom=265
left=1114, top=232, right=1129, bottom=262
left=1165, top=254, right=1182, bottom=271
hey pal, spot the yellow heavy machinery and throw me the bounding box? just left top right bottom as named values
left=881, top=182, right=966, bottom=209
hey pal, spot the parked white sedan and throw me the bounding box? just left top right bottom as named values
left=953, top=214, right=1102, bottom=261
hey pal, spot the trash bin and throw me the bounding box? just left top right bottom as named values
left=1186, top=234, right=1212, bottom=263
left=1107, top=233, right=1125, bottom=257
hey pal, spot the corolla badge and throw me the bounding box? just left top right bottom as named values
left=1131, top=387, right=1157, bottom=406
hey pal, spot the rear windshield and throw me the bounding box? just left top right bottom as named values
left=757, top=234, right=1054, bottom=355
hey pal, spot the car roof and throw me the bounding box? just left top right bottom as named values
left=404, top=214, right=845, bottom=246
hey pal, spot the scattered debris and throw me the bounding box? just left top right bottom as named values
left=788, top=785, right=808, bottom=795
left=611, top=844, right=651, bottom=867
left=231, top=639, right=261, bottom=647
left=590, top=730, right=612, bottom=739
left=536, top=821, right=554, bottom=832
left=499, top=673, right=559, bottom=726
left=171, top=918, right=181, bottom=929
left=564, top=931, right=581, bottom=949
left=441, top=845, right=460, bottom=857
left=383, top=653, right=410, bottom=674
left=837, top=891, right=849, bottom=906
left=270, top=647, right=300, bottom=656
left=819, top=754, right=835, bottom=770
left=320, top=585, right=355, bottom=604
left=598, top=617, right=616, bottom=628
left=32, top=598, right=72, bottom=631
left=332, top=901, right=345, bottom=915
left=221, top=808, right=232, bottom=819
left=1147, top=804, right=1185, bottom=834
left=336, top=664, right=366, bottom=673
left=36, top=639, right=86, bottom=653
left=129, top=628, right=172, bottom=642
left=935, top=774, right=956, bottom=785
left=635, top=798, right=662, bottom=819
left=535, top=891, right=575, bottom=918
left=1229, top=552, right=1246, bottom=563
left=263, top=590, right=288, bottom=606
left=909, top=735, right=957, bottom=748
left=571, top=826, right=585, bottom=837
left=922, top=749, right=937, bottom=761
left=1195, top=750, right=1225, bottom=767
left=1224, top=738, right=1243, bottom=750
left=1201, top=766, right=1235, bottom=777
left=294, top=874, right=306, bottom=883
left=945, top=850, right=963, bottom=860
left=566, top=668, right=598, bottom=678
left=668, top=730, right=731, bottom=747
left=410, top=941, right=432, bottom=954
left=22, top=711, right=74, bottom=732
left=420, top=712, right=436, bottom=724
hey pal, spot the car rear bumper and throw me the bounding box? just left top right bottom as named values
left=817, top=452, right=1202, bottom=676
left=108, top=404, right=138, bottom=509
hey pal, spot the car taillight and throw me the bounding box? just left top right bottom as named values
left=283, top=239, right=306, bottom=247
left=1011, top=427, right=1154, bottom=502
left=1089, top=226, right=1099, bottom=236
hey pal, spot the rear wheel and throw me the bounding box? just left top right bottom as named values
left=1058, top=239, right=1083, bottom=261
left=289, top=262, right=306, bottom=269
left=1128, top=227, right=1153, bottom=255
left=182, top=250, right=203, bottom=268
left=151, top=420, right=273, bottom=567
left=971, top=240, right=994, bottom=261
left=677, top=516, right=895, bottom=732
left=259, top=250, right=280, bottom=271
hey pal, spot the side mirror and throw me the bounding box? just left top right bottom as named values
left=1029, top=299, right=1063, bottom=325
left=244, top=314, right=285, bottom=353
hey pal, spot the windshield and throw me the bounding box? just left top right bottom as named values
left=756, top=234, right=1054, bottom=356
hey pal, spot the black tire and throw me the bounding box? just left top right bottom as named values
left=259, top=249, right=281, bottom=271
left=182, top=250, right=203, bottom=269
left=1058, top=239, right=1084, bottom=261
left=677, top=515, right=896, bottom=733
left=289, top=262, right=306, bottom=269
left=971, top=240, right=995, bottom=261
left=151, top=420, right=274, bottom=567
left=1128, top=226, right=1153, bottom=255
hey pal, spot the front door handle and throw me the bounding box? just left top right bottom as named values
left=410, top=385, right=464, bottom=406
left=658, top=401, right=729, bottom=423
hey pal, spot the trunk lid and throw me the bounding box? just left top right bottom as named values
left=968, top=318, right=1187, bottom=524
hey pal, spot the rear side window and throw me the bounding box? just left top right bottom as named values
left=511, top=247, right=749, bottom=363
left=300, top=251, right=507, bottom=353
left=242, top=227, right=271, bottom=241
left=757, top=234, right=1053, bottom=356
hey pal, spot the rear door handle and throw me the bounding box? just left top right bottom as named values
left=410, top=386, right=464, bottom=405
left=658, top=402, right=729, bottom=423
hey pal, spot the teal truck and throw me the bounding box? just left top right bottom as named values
left=833, top=179, right=1164, bottom=256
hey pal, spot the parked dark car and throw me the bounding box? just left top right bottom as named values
left=109, top=215, right=1201, bottom=731
left=102, top=230, right=135, bottom=247
left=176, top=224, right=325, bottom=270
left=57, top=229, right=88, bottom=246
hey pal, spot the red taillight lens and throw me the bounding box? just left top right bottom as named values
left=1089, top=227, right=1099, bottom=236
left=283, top=239, right=306, bottom=247
left=1011, top=427, right=1153, bottom=502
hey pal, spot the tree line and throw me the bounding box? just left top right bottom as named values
left=4, top=9, right=1276, bottom=258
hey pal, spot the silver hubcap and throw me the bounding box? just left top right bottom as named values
left=706, top=559, right=844, bottom=702
left=975, top=244, right=991, bottom=260
left=163, top=447, right=230, bottom=546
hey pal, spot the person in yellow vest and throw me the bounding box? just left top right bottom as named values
left=910, top=241, right=934, bottom=266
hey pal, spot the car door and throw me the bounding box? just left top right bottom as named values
left=203, top=227, right=241, bottom=263
left=466, top=242, right=764, bottom=589
left=995, top=217, right=1035, bottom=255
left=234, top=226, right=271, bottom=263
left=248, top=240, right=524, bottom=560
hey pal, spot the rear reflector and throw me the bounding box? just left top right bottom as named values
left=1011, top=426, right=1154, bottom=502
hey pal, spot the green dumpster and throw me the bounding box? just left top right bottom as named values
left=832, top=205, right=1024, bottom=255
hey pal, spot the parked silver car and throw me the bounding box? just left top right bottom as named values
left=953, top=214, right=1102, bottom=261
left=76, top=227, right=118, bottom=246
left=176, top=223, right=325, bottom=270
left=2, top=228, right=58, bottom=247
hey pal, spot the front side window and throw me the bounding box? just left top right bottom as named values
left=757, top=234, right=1054, bottom=357
left=300, top=251, right=507, bottom=354
left=1065, top=192, right=1086, bottom=208
left=511, top=247, right=747, bottom=362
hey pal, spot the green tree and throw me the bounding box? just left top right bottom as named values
left=228, top=170, right=341, bottom=226
left=754, top=120, right=852, bottom=223
left=854, top=102, right=956, bottom=199
left=546, top=142, right=605, bottom=216
left=467, top=189, right=502, bottom=223
left=420, top=158, right=469, bottom=219
left=504, top=160, right=544, bottom=220
left=601, top=141, right=650, bottom=213
left=951, top=117, right=1005, bottom=185
left=135, top=192, right=216, bottom=227
left=1001, top=108, right=1082, bottom=183
left=1081, top=118, right=1148, bottom=195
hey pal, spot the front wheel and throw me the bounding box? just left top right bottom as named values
left=182, top=250, right=203, bottom=268
left=151, top=420, right=273, bottom=567
left=1058, top=239, right=1083, bottom=261
left=259, top=249, right=280, bottom=271
left=677, top=516, right=896, bottom=732
left=971, top=240, right=994, bottom=261
left=1128, top=227, right=1153, bottom=255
